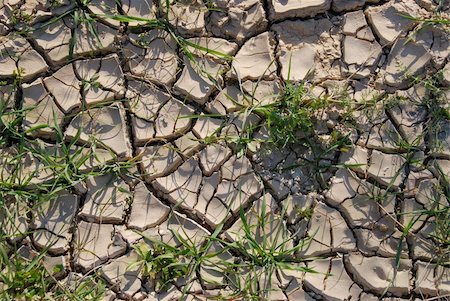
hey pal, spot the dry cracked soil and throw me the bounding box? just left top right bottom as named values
left=0, top=0, right=449, bottom=300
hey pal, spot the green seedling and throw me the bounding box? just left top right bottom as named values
left=214, top=197, right=317, bottom=300
left=130, top=242, right=189, bottom=291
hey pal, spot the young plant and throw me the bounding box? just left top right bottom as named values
left=216, top=195, right=316, bottom=299
left=129, top=215, right=228, bottom=295
left=268, top=81, right=324, bottom=147
left=0, top=244, right=51, bottom=300
left=130, top=241, right=189, bottom=291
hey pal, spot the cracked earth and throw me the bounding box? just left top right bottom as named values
left=0, top=0, right=450, bottom=300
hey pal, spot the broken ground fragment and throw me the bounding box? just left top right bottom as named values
left=342, top=36, right=382, bottom=79
left=206, top=0, right=268, bottom=44
left=282, top=193, right=318, bottom=232
left=335, top=179, right=408, bottom=258
left=174, top=55, right=225, bottom=104
left=399, top=197, right=427, bottom=233
left=352, top=80, right=384, bottom=105
left=339, top=182, right=396, bottom=228
left=32, top=191, right=79, bottom=255
left=221, top=154, right=254, bottom=181
left=74, top=222, right=127, bottom=273
left=198, top=143, right=232, bottom=177
left=220, top=113, right=260, bottom=150
left=285, top=279, right=315, bottom=300
left=0, top=196, right=29, bottom=244
left=272, top=19, right=341, bottom=82
left=352, top=101, right=388, bottom=138
left=153, top=99, right=194, bottom=139
left=67, top=18, right=117, bottom=57
left=366, top=0, right=424, bottom=46
left=130, top=116, right=155, bottom=144
left=166, top=0, right=206, bottom=37
left=74, top=55, right=125, bottom=106
left=43, top=64, right=80, bottom=113
left=414, top=261, right=450, bottom=297
left=23, top=138, right=116, bottom=175
left=153, top=154, right=262, bottom=227
left=252, top=143, right=328, bottom=196
left=298, top=202, right=356, bottom=257
left=0, top=34, right=48, bottom=80
left=121, top=0, right=157, bottom=27
left=148, top=212, right=209, bottom=249
left=442, top=62, right=450, bottom=86
left=22, top=79, right=65, bottom=139
left=124, top=30, right=178, bottom=86
left=127, top=79, right=170, bottom=121
left=205, top=84, right=247, bottom=115
left=354, top=222, right=409, bottom=258
left=325, top=168, right=360, bottom=206
left=383, top=38, right=432, bottom=89
left=415, top=23, right=450, bottom=68
left=12, top=246, right=66, bottom=280
left=408, top=221, right=442, bottom=262
left=339, top=145, right=368, bottom=175
left=100, top=250, right=142, bottom=299
left=126, top=79, right=171, bottom=145
left=152, top=158, right=203, bottom=210
left=192, top=116, right=223, bottom=140
left=0, top=145, right=54, bottom=187
left=138, top=143, right=184, bottom=181
left=41, top=254, right=67, bottom=279
left=3, top=0, right=73, bottom=26
left=145, top=289, right=184, bottom=300
left=343, top=10, right=370, bottom=37
left=173, top=131, right=202, bottom=157
left=388, top=98, right=427, bottom=148
left=428, top=119, right=450, bottom=159
left=43, top=55, right=125, bottom=114
left=331, top=0, right=369, bottom=12
left=127, top=80, right=194, bottom=143
left=61, top=272, right=113, bottom=298
left=344, top=253, right=412, bottom=297
left=367, top=150, right=407, bottom=188
left=269, top=0, right=331, bottom=20
left=304, top=257, right=362, bottom=300
left=86, top=0, right=121, bottom=28
left=343, top=12, right=377, bottom=44
left=195, top=171, right=222, bottom=224
left=79, top=173, right=130, bottom=224
left=65, top=104, right=132, bottom=159
left=225, top=193, right=293, bottom=253
left=0, top=84, right=15, bottom=116
left=230, top=32, right=277, bottom=81
left=414, top=178, right=447, bottom=211
left=30, top=18, right=72, bottom=66
left=199, top=241, right=234, bottom=290
left=186, top=37, right=239, bottom=61
left=366, top=119, right=404, bottom=152
left=128, top=181, right=170, bottom=231
left=429, top=158, right=450, bottom=183
left=31, top=16, right=117, bottom=66
left=241, top=80, right=281, bottom=107
left=174, top=37, right=238, bottom=104
left=403, top=169, right=434, bottom=197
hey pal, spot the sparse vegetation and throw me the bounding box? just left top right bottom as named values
left=130, top=242, right=189, bottom=291
left=256, top=81, right=328, bottom=147
left=217, top=203, right=316, bottom=300
left=1, top=0, right=449, bottom=300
